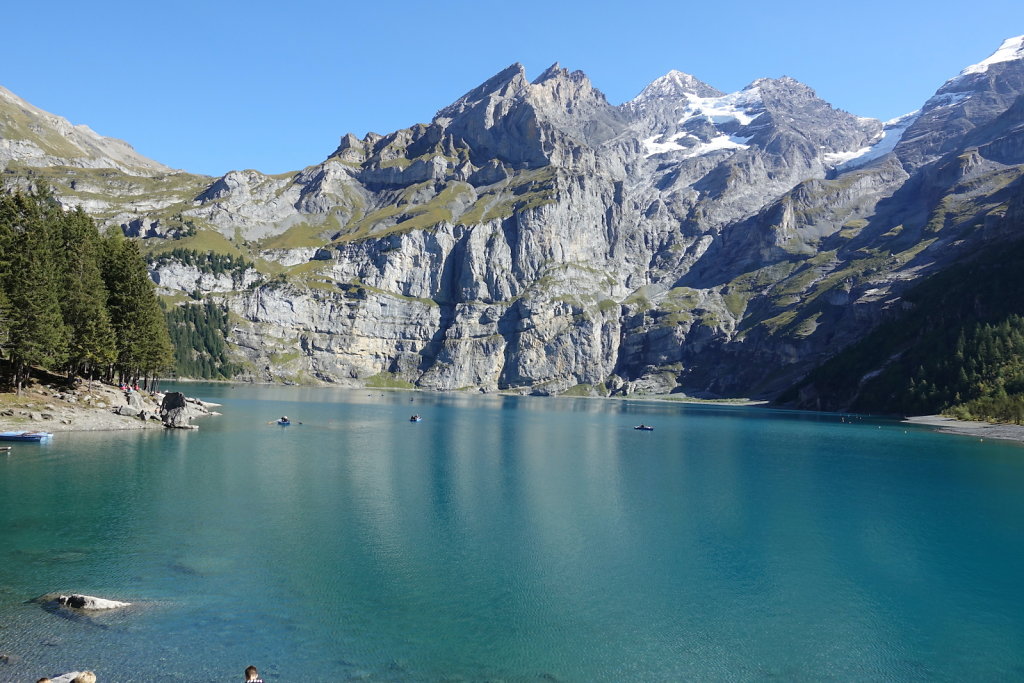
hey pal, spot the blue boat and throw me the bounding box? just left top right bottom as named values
left=409, top=415, right=422, bottom=422
left=277, top=416, right=291, bottom=426
left=0, top=430, right=54, bottom=442
left=633, top=424, right=654, bottom=431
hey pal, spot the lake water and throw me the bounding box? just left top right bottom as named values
left=1, top=384, right=1023, bottom=682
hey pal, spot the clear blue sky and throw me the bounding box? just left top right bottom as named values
left=5, top=0, right=1023, bottom=177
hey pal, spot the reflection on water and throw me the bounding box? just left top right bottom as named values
left=1, top=385, right=1023, bottom=680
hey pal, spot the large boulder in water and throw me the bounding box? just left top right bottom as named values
left=160, top=392, right=196, bottom=429
left=57, top=594, right=130, bottom=610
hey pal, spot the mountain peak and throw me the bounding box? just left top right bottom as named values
left=747, top=75, right=810, bottom=92
left=960, top=35, right=1024, bottom=76
left=533, top=62, right=563, bottom=83
left=434, top=63, right=529, bottom=121
left=631, top=70, right=723, bottom=103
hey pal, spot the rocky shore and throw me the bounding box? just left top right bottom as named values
left=904, top=415, right=1024, bottom=445
left=0, top=380, right=218, bottom=432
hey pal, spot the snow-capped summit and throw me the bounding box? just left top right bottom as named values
left=960, top=35, right=1024, bottom=76
left=629, top=70, right=723, bottom=103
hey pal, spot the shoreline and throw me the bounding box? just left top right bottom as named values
left=0, top=381, right=217, bottom=434
left=903, top=415, right=1024, bottom=445
left=21, top=376, right=1017, bottom=445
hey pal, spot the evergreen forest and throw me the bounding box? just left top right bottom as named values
left=781, top=235, right=1024, bottom=423
left=0, top=189, right=173, bottom=392
left=164, top=299, right=244, bottom=380
left=148, top=247, right=253, bottom=279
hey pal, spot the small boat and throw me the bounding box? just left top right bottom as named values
left=0, top=431, right=54, bottom=442
left=0, top=446, right=11, bottom=452
left=277, top=416, right=291, bottom=426
left=633, top=424, right=654, bottom=431
left=409, top=415, right=422, bottom=422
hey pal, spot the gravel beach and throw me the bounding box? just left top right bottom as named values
left=904, top=415, right=1024, bottom=445
left=0, top=381, right=216, bottom=433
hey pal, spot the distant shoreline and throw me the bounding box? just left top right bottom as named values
left=164, top=379, right=1023, bottom=446
left=903, top=415, right=1024, bottom=445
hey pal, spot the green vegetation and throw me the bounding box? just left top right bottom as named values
left=560, top=383, right=610, bottom=397
left=781, top=235, right=1024, bottom=422
left=365, top=372, right=415, bottom=389
left=146, top=229, right=242, bottom=257
left=2, top=164, right=212, bottom=231
left=1, top=105, right=87, bottom=159
left=332, top=183, right=473, bottom=244
left=458, top=167, right=558, bottom=225
left=0, top=189, right=172, bottom=391
left=257, top=217, right=338, bottom=250
left=149, top=247, right=254, bottom=277
left=164, top=299, right=243, bottom=380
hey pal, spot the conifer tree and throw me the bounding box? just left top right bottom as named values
left=101, top=235, right=173, bottom=385
left=3, top=192, right=68, bottom=392
left=56, top=207, right=116, bottom=380
left=0, top=195, right=14, bottom=359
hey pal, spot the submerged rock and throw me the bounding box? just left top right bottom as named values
left=50, top=672, right=91, bottom=683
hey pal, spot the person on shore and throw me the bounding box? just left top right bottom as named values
left=245, top=665, right=264, bottom=682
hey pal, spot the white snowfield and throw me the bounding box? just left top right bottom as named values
left=960, top=35, right=1024, bottom=76
left=642, top=87, right=764, bottom=158
left=827, top=111, right=920, bottom=171
left=676, top=87, right=765, bottom=127
left=644, top=132, right=753, bottom=158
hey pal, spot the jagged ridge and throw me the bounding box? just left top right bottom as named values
left=2, top=35, right=1023, bottom=400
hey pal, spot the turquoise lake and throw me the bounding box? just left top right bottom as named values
left=2, top=383, right=1024, bottom=681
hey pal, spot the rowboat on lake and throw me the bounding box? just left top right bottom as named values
left=0, top=430, right=54, bottom=442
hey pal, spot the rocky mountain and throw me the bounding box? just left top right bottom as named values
left=0, top=85, right=172, bottom=176
left=3, top=36, right=1024, bottom=399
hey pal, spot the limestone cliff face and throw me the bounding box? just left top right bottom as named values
left=6, top=38, right=1024, bottom=397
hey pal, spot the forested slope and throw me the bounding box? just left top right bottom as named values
left=780, top=230, right=1024, bottom=422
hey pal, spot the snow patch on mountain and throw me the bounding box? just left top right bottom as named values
left=828, top=111, right=919, bottom=171
left=677, top=88, right=765, bottom=127
left=643, top=132, right=752, bottom=158
left=960, top=35, right=1024, bottom=75
left=927, top=91, right=972, bottom=108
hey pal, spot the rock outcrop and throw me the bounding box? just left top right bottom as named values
left=160, top=392, right=197, bottom=429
